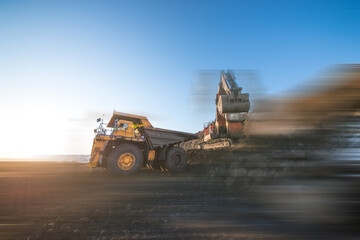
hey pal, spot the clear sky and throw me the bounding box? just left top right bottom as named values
left=0, top=0, right=359, bottom=157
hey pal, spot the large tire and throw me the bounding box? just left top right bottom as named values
left=106, top=144, right=144, bottom=175
left=165, top=147, right=187, bottom=173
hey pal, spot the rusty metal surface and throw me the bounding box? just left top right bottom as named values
left=226, top=121, right=243, bottom=138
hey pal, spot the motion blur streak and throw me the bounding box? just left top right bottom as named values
left=245, top=64, right=360, bottom=237
left=250, top=64, right=360, bottom=135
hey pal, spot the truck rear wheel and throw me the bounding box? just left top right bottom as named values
left=165, top=147, right=187, bottom=173
left=106, top=144, right=144, bottom=175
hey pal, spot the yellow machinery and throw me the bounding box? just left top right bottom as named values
left=88, top=111, right=196, bottom=175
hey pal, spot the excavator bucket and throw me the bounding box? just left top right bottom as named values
left=217, top=94, right=250, bottom=114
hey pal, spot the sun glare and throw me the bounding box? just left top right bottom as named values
left=0, top=103, right=70, bottom=157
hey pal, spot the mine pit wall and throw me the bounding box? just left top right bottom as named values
left=185, top=144, right=320, bottom=192
left=182, top=115, right=360, bottom=192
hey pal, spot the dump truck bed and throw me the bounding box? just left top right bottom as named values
left=144, top=127, right=197, bottom=148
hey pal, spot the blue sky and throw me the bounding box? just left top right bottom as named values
left=0, top=0, right=359, bottom=156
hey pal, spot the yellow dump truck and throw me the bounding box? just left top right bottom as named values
left=88, top=111, right=197, bottom=175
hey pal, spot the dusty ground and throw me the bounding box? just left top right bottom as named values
left=0, top=155, right=358, bottom=240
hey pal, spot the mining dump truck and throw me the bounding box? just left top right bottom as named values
left=88, top=111, right=197, bottom=175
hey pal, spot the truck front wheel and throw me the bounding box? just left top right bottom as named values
left=106, top=144, right=144, bottom=175
left=165, top=147, right=187, bottom=173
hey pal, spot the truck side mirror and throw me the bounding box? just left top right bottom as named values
left=97, top=118, right=101, bottom=122
left=94, top=129, right=97, bottom=133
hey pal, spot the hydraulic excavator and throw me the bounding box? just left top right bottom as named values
left=215, top=71, right=250, bottom=136
left=182, top=70, right=250, bottom=150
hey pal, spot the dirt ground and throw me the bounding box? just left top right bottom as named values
left=0, top=160, right=290, bottom=240
left=0, top=156, right=358, bottom=240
